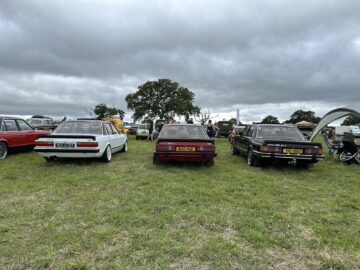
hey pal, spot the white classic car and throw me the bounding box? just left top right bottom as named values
left=34, top=120, right=128, bottom=162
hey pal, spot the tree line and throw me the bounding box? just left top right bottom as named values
left=90, top=78, right=359, bottom=126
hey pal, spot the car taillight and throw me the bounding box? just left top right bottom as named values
left=77, top=142, right=98, bottom=147
left=304, top=148, right=323, bottom=155
left=259, top=145, right=282, bottom=153
left=198, top=145, right=214, bottom=151
left=157, top=145, right=174, bottom=151
left=35, top=141, right=54, bottom=147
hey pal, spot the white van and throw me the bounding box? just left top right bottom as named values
left=335, top=126, right=360, bottom=137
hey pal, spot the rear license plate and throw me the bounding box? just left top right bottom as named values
left=55, top=143, right=75, bottom=148
left=176, top=147, right=196, bottom=152
left=283, top=148, right=303, bottom=154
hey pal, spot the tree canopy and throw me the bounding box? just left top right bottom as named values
left=261, top=115, right=280, bottom=124
left=125, top=79, right=200, bottom=121
left=342, top=114, right=360, bottom=126
left=286, top=110, right=321, bottom=124
left=93, top=103, right=124, bottom=119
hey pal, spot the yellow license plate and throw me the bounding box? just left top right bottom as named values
left=176, top=147, right=196, bottom=152
left=283, top=148, right=303, bottom=154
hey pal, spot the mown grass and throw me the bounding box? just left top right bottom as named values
left=0, top=137, right=359, bottom=269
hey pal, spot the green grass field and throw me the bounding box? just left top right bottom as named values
left=0, top=137, right=359, bottom=269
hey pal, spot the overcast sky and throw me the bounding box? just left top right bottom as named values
left=1, top=0, right=360, bottom=123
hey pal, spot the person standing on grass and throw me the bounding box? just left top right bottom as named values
left=147, top=119, right=154, bottom=141
left=207, top=120, right=215, bottom=137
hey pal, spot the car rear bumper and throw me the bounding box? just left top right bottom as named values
left=154, top=151, right=217, bottom=162
left=34, top=148, right=102, bottom=158
left=252, top=150, right=324, bottom=161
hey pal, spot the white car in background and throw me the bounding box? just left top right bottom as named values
left=135, top=123, right=150, bottom=140
left=35, top=120, right=128, bottom=162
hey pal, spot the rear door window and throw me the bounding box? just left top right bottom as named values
left=17, top=120, right=33, bottom=131
left=4, top=120, right=19, bottom=131
left=110, top=124, right=118, bottom=134
left=105, top=124, right=113, bottom=135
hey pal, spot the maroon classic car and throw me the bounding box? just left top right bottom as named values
left=0, top=116, right=50, bottom=159
left=153, top=124, right=217, bottom=166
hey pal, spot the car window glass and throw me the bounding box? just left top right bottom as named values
left=103, top=124, right=108, bottom=135
left=17, top=120, right=33, bottom=131
left=245, top=126, right=252, bottom=137
left=4, top=120, right=19, bottom=131
left=55, top=121, right=102, bottom=134
left=110, top=124, right=118, bottom=134
left=1, top=121, right=6, bottom=131
left=105, top=124, right=113, bottom=135
left=242, top=126, right=249, bottom=136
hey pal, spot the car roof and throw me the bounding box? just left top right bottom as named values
left=252, top=124, right=295, bottom=128
left=0, top=116, right=23, bottom=120
left=163, top=124, right=203, bottom=127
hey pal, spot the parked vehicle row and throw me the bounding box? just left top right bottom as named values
left=1, top=117, right=327, bottom=168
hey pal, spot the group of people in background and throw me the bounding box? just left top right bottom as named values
left=143, top=118, right=219, bottom=141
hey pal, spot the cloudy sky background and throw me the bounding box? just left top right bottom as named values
left=1, top=0, right=360, bottom=123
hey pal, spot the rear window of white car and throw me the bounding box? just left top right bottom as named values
left=54, top=121, right=102, bottom=134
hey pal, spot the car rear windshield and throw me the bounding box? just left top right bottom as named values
left=256, top=126, right=305, bottom=141
left=160, top=125, right=208, bottom=138
left=54, top=121, right=102, bottom=134
left=139, top=124, right=149, bottom=129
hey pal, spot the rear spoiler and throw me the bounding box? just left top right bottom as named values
left=263, top=139, right=322, bottom=147
left=157, top=138, right=215, bottom=144
left=36, top=135, right=97, bottom=140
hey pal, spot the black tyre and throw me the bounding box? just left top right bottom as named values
left=205, top=158, right=214, bottom=167
left=101, top=145, right=112, bottom=162
left=153, top=154, right=160, bottom=165
left=44, top=157, right=54, bottom=162
left=247, top=149, right=258, bottom=166
left=136, top=136, right=139, bottom=140
left=121, top=141, right=128, bottom=152
left=296, top=160, right=313, bottom=169
left=0, top=142, right=8, bottom=160
left=231, top=144, right=239, bottom=155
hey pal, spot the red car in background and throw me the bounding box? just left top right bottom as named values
left=0, top=116, right=50, bottom=159
left=153, top=124, right=217, bottom=166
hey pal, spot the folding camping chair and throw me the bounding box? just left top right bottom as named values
left=323, top=133, right=339, bottom=158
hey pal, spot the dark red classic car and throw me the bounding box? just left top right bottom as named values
left=0, top=116, right=50, bottom=159
left=153, top=124, right=217, bottom=166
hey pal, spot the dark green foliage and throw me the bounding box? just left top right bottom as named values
left=342, top=114, right=360, bottom=126
left=286, top=110, right=321, bottom=124
left=261, top=115, right=280, bottom=124
left=93, top=104, right=123, bottom=119
left=125, top=79, right=200, bottom=121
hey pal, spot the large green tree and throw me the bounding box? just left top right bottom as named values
left=261, top=115, right=280, bottom=124
left=286, top=110, right=320, bottom=124
left=125, top=79, right=200, bottom=121
left=93, top=104, right=123, bottom=119
left=342, top=114, right=360, bottom=126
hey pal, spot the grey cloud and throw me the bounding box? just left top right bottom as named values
left=0, top=0, right=360, bottom=119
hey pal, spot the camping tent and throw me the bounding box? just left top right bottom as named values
left=296, top=121, right=316, bottom=128
left=310, top=108, right=360, bottom=141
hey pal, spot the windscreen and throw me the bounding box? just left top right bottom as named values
left=139, top=124, right=149, bottom=129
left=161, top=125, right=208, bottom=138
left=54, top=121, right=102, bottom=134
left=256, top=126, right=305, bottom=141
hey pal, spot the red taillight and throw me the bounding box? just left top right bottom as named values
left=77, top=142, right=98, bottom=147
left=35, top=141, right=54, bottom=147
left=304, top=148, right=323, bottom=155
left=157, top=145, right=174, bottom=151
left=259, top=145, right=282, bottom=153
left=198, top=145, right=214, bottom=151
